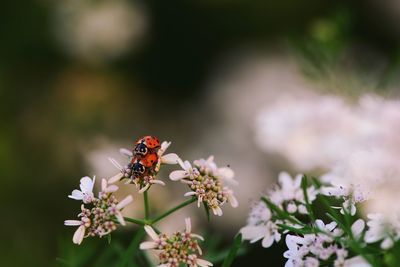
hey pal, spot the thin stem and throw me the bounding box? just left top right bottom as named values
left=151, top=197, right=196, bottom=224
left=144, top=190, right=150, bottom=220
left=123, top=217, right=147, bottom=226
left=221, top=233, right=242, bottom=267
left=118, top=228, right=145, bottom=267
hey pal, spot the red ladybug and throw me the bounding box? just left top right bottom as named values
left=140, top=153, right=159, bottom=168
left=136, top=136, right=160, bottom=149
left=133, top=136, right=161, bottom=156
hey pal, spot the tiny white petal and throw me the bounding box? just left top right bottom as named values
left=138, top=184, right=150, bottom=193
left=117, top=195, right=133, bottom=209
left=240, top=226, right=265, bottom=242
left=160, top=141, right=171, bottom=152
left=144, top=225, right=159, bottom=241
left=177, top=158, right=186, bottom=170
left=197, top=258, right=213, bottom=267
left=161, top=153, right=180, bottom=164
left=228, top=194, right=238, bottom=208
left=68, top=190, right=83, bottom=200
left=119, top=148, right=133, bottom=157
left=351, top=219, right=365, bottom=239
left=80, top=176, right=94, bottom=193
left=115, top=212, right=126, bottom=226
left=108, top=157, right=123, bottom=171
left=212, top=206, right=223, bottom=216
left=108, top=173, right=124, bottom=184
left=72, top=225, right=86, bottom=245
left=64, top=220, right=81, bottom=226
left=140, top=241, right=158, bottom=250
left=184, top=191, right=196, bottom=197
left=185, top=217, right=191, bottom=233
left=150, top=180, right=165, bottom=186
left=262, top=235, right=274, bottom=248
left=191, top=233, right=204, bottom=241
left=169, top=170, right=188, bottom=181
left=105, top=184, right=119, bottom=193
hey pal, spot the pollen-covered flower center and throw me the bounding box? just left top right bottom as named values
left=155, top=231, right=202, bottom=265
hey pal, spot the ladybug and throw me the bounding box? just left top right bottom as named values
left=133, top=142, right=148, bottom=156
left=140, top=152, right=159, bottom=168
left=131, top=158, right=146, bottom=177
left=133, top=136, right=161, bottom=157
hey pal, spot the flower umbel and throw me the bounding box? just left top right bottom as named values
left=170, top=156, right=238, bottom=216
left=140, top=218, right=212, bottom=267
left=65, top=178, right=133, bottom=244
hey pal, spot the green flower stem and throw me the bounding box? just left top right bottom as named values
left=300, top=175, right=316, bottom=224
left=151, top=197, right=196, bottom=224
left=123, top=217, right=147, bottom=226
left=221, top=233, right=242, bottom=267
left=118, top=228, right=146, bottom=267
left=144, top=190, right=150, bottom=220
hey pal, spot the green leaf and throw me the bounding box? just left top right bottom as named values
left=107, top=234, right=112, bottom=244
left=301, top=175, right=316, bottom=222
left=277, top=223, right=313, bottom=235
left=203, top=201, right=210, bottom=222
left=221, top=233, right=242, bottom=267
left=261, top=197, right=304, bottom=226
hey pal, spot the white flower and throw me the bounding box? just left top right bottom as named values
left=364, top=213, right=400, bottom=249
left=68, top=176, right=96, bottom=204
left=283, top=234, right=309, bottom=267
left=240, top=202, right=281, bottom=248
left=169, top=158, right=200, bottom=181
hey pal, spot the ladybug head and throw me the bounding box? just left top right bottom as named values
left=132, top=160, right=145, bottom=176
left=134, top=142, right=148, bottom=156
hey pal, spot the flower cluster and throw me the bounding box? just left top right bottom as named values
left=108, top=140, right=179, bottom=193
left=169, top=156, right=238, bottom=216
left=240, top=171, right=400, bottom=266
left=140, top=218, right=212, bottom=267
left=65, top=176, right=133, bottom=244
left=240, top=172, right=317, bottom=249
left=284, top=219, right=366, bottom=267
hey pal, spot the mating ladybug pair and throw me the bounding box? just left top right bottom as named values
left=129, top=136, right=161, bottom=178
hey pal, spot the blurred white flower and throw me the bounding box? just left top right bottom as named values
left=54, top=0, right=147, bottom=63
left=240, top=201, right=281, bottom=248
left=269, top=172, right=317, bottom=215
left=256, top=92, right=400, bottom=222
left=365, top=213, right=400, bottom=249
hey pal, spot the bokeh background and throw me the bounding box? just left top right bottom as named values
left=1, top=0, right=400, bottom=266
